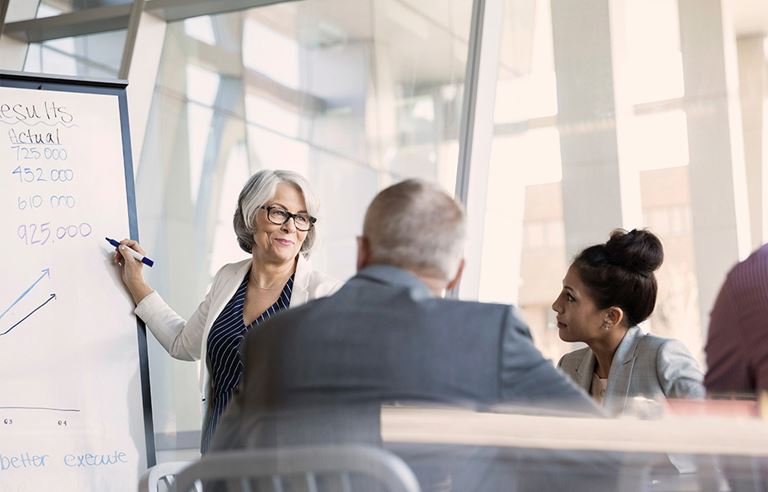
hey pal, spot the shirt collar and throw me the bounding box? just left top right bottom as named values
left=354, top=264, right=434, bottom=298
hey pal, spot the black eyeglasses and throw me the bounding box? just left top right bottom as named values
left=259, top=205, right=316, bottom=231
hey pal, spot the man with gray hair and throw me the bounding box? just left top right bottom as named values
left=360, top=179, right=466, bottom=290
left=211, top=179, right=609, bottom=490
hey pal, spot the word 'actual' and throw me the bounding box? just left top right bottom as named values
left=8, top=128, right=61, bottom=145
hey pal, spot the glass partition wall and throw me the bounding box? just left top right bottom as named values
left=135, top=0, right=473, bottom=453
left=4, top=0, right=474, bottom=456
left=479, top=0, right=763, bottom=368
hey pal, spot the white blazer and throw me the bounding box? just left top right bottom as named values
left=134, top=254, right=341, bottom=397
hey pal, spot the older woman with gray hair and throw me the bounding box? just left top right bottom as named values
left=113, top=169, right=340, bottom=452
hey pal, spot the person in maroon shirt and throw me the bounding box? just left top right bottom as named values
left=705, top=245, right=768, bottom=492
left=705, top=243, right=768, bottom=395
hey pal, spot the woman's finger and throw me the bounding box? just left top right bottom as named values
left=119, top=238, right=146, bottom=255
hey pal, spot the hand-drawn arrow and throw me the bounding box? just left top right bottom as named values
left=0, top=268, right=50, bottom=322
left=0, top=294, right=56, bottom=337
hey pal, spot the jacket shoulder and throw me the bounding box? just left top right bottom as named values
left=643, top=333, right=705, bottom=399
left=558, top=347, right=590, bottom=371
left=635, top=332, right=668, bottom=355
left=306, top=268, right=343, bottom=295
left=431, top=299, right=522, bottom=326
left=645, top=334, right=697, bottom=366
left=434, top=298, right=518, bottom=314
left=213, top=258, right=250, bottom=278
left=204, top=259, right=250, bottom=293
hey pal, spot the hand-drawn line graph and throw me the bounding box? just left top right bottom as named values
left=0, top=267, right=77, bottom=413
left=0, top=268, right=57, bottom=337
left=1, top=294, right=57, bottom=336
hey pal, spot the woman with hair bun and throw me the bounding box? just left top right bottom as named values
left=552, top=229, right=704, bottom=417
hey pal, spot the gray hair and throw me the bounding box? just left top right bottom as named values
left=233, top=169, right=319, bottom=255
left=363, top=179, right=465, bottom=280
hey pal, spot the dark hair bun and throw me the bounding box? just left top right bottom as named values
left=604, top=228, right=663, bottom=275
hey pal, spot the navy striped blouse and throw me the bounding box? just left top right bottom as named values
left=201, top=270, right=294, bottom=453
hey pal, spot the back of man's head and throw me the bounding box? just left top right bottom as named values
left=362, top=179, right=466, bottom=281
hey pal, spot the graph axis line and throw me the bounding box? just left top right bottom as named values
left=0, top=406, right=80, bottom=412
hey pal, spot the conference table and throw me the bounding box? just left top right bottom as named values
left=380, top=402, right=768, bottom=491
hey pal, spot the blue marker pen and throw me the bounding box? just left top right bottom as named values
left=106, top=237, right=154, bottom=267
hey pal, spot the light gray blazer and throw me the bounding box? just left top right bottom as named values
left=558, top=326, right=705, bottom=416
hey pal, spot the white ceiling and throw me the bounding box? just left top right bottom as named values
left=247, top=0, right=768, bottom=89
left=731, top=0, right=768, bottom=36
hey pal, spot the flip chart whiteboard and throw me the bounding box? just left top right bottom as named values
left=0, top=73, right=154, bottom=492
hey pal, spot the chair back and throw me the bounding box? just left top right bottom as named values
left=172, top=445, right=421, bottom=492
left=138, top=460, right=201, bottom=492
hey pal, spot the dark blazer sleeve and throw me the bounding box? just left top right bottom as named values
left=498, top=307, right=602, bottom=416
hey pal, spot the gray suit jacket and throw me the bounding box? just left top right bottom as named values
left=214, top=265, right=600, bottom=446
left=558, top=327, right=705, bottom=474
left=210, top=266, right=619, bottom=491
left=558, top=326, right=704, bottom=416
